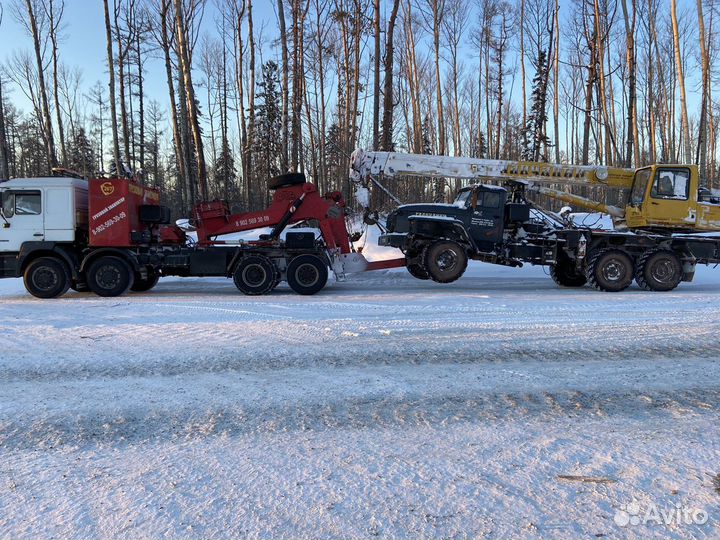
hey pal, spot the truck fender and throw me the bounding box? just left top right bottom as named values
left=80, top=248, right=141, bottom=274
left=17, top=242, right=80, bottom=280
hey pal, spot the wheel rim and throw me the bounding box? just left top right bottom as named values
left=97, top=265, right=122, bottom=290
left=436, top=249, right=458, bottom=272
left=650, top=258, right=677, bottom=284
left=32, top=266, right=58, bottom=291
left=242, top=264, right=267, bottom=287
left=295, top=263, right=320, bottom=287
left=601, top=258, right=627, bottom=283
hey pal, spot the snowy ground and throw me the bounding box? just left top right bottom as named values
left=0, top=259, right=719, bottom=539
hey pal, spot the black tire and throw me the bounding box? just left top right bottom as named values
left=23, top=257, right=71, bottom=299
left=635, top=250, right=682, bottom=292
left=286, top=254, right=328, bottom=295
left=405, top=249, right=430, bottom=280
left=87, top=256, right=135, bottom=297
left=549, top=259, right=587, bottom=287
left=130, top=269, right=160, bottom=292
left=233, top=255, right=278, bottom=295
left=422, top=240, right=468, bottom=284
left=268, top=172, right=306, bottom=190
left=407, top=263, right=430, bottom=280
left=586, top=249, right=634, bottom=292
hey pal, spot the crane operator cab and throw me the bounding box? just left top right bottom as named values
left=626, top=165, right=720, bottom=232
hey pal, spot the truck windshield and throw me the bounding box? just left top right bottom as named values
left=630, top=169, right=652, bottom=206
left=453, top=191, right=471, bottom=208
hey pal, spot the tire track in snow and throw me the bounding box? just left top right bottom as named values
left=1, top=385, right=718, bottom=450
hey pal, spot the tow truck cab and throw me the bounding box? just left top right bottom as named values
left=0, top=177, right=88, bottom=278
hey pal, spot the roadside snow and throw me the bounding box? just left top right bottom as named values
left=0, top=261, right=719, bottom=539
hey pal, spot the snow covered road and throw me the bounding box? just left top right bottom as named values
left=0, top=263, right=719, bottom=539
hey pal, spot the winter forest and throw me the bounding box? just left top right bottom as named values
left=0, top=0, right=715, bottom=215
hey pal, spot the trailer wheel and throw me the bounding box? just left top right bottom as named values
left=549, top=259, right=587, bottom=288
left=23, top=257, right=71, bottom=299
left=423, top=240, right=468, bottom=284
left=233, top=256, right=278, bottom=295
left=87, top=256, right=135, bottom=297
left=131, top=269, right=160, bottom=292
left=635, top=250, right=682, bottom=292
left=586, top=249, right=634, bottom=292
left=286, top=254, right=328, bottom=295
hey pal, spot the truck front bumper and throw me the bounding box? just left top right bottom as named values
left=0, top=253, right=19, bottom=278
left=378, top=233, right=409, bottom=249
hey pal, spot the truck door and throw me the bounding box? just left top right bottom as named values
left=643, top=167, right=695, bottom=227
left=468, top=187, right=506, bottom=251
left=0, top=190, right=44, bottom=252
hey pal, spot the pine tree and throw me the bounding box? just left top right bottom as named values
left=67, top=128, right=96, bottom=177
left=522, top=49, right=552, bottom=162
left=252, top=61, right=282, bottom=208
left=213, top=141, right=238, bottom=203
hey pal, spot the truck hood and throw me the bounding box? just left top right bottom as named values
left=387, top=203, right=467, bottom=233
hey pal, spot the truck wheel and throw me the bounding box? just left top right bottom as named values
left=268, top=172, right=306, bottom=190
left=405, top=249, right=430, bottom=280
left=586, top=249, right=634, bottom=292
left=131, top=269, right=160, bottom=292
left=635, top=250, right=682, bottom=292
left=549, top=259, right=587, bottom=287
left=407, top=263, right=430, bottom=280
left=23, top=257, right=71, bottom=299
left=233, top=256, right=278, bottom=295
left=286, top=254, right=328, bottom=295
left=87, top=256, right=135, bottom=297
left=423, top=240, right=468, bottom=284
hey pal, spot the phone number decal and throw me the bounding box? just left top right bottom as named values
left=91, top=211, right=127, bottom=236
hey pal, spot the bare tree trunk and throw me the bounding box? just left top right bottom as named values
left=136, top=15, right=146, bottom=174
left=696, top=0, right=710, bottom=181
left=173, top=0, right=208, bottom=199
left=670, top=0, right=692, bottom=163
left=233, top=4, right=248, bottom=205
left=246, top=0, right=256, bottom=195
left=380, top=0, right=400, bottom=152
left=619, top=0, right=636, bottom=167
left=24, top=0, right=57, bottom=169
left=520, top=0, right=527, bottom=151
left=47, top=0, right=66, bottom=165
left=157, top=0, right=189, bottom=208
left=552, top=0, right=560, bottom=162
left=430, top=0, right=446, bottom=156
left=0, top=74, right=9, bottom=181
left=372, top=0, right=381, bottom=150
left=114, top=1, right=132, bottom=167
left=103, top=0, right=121, bottom=174
left=277, top=0, right=290, bottom=172
left=403, top=1, right=422, bottom=153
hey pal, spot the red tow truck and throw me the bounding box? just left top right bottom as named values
left=0, top=172, right=400, bottom=298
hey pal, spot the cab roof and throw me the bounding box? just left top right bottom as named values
left=0, top=177, right=88, bottom=190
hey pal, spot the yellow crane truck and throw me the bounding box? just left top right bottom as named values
left=350, top=150, right=720, bottom=292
